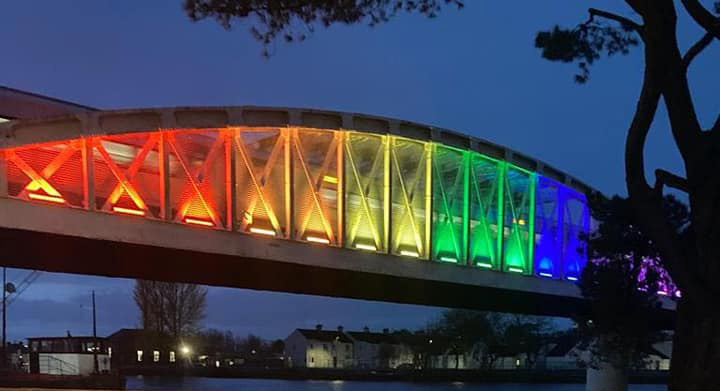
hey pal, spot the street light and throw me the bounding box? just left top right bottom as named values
left=181, top=345, right=191, bottom=356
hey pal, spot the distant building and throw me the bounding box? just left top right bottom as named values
left=0, top=85, right=94, bottom=121
left=285, top=325, right=354, bottom=368
left=541, top=335, right=671, bottom=371
left=27, top=336, right=110, bottom=375
left=647, top=340, right=671, bottom=371
left=108, top=328, right=182, bottom=370
left=347, top=327, right=413, bottom=369
left=543, top=334, right=583, bottom=370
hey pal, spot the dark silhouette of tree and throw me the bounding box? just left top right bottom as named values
left=236, top=333, right=265, bottom=356
left=196, top=328, right=238, bottom=354
left=428, top=309, right=555, bottom=370
left=536, top=3, right=719, bottom=387
left=574, top=195, right=685, bottom=380
left=378, top=342, right=397, bottom=368
left=184, top=0, right=463, bottom=56
left=269, top=339, right=285, bottom=355
left=503, top=315, right=552, bottom=369
left=133, top=280, right=207, bottom=339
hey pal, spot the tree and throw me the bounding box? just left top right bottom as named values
left=574, top=195, right=683, bottom=379
left=184, top=0, right=463, bottom=56
left=236, top=333, right=265, bottom=357
left=503, top=315, right=553, bottom=369
left=428, top=309, right=518, bottom=370
left=184, top=1, right=720, bottom=388
left=197, top=328, right=237, bottom=354
left=133, top=280, right=207, bottom=338
left=534, top=4, right=719, bottom=389
left=378, top=342, right=397, bottom=368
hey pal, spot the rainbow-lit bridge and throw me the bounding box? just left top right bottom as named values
left=0, top=106, right=595, bottom=316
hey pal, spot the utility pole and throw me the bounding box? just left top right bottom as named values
left=92, top=290, right=98, bottom=375
left=2, top=267, right=6, bottom=369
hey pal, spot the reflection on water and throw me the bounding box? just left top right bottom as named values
left=125, top=376, right=666, bottom=391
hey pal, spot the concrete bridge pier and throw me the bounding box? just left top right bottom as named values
left=586, top=362, right=628, bottom=391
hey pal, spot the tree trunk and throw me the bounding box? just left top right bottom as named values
left=668, top=298, right=720, bottom=391
left=620, top=2, right=720, bottom=389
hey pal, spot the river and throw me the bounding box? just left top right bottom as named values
left=125, top=376, right=666, bottom=391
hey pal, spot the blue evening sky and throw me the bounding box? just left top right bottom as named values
left=0, top=1, right=716, bottom=341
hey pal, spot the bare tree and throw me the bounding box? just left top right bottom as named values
left=133, top=280, right=207, bottom=338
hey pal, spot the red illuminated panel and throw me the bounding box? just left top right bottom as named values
left=93, top=134, right=161, bottom=218
left=167, top=130, right=228, bottom=229
left=5, top=140, right=85, bottom=207
left=292, top=128, right=342, bottom=246
left=234, top=128, right=288, bottom=237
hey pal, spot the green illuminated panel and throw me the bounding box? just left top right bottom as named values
left=344, top=132, right=388, bottom=253
left=390, top=136, right=431, bottom=259
left=431, top=145, right=468, bottom=264
left=469, top=153, right=503, bottom=269
left=502, top=165, right=535, bottom=274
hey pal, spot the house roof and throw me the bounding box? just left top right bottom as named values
left=347, top=331, right=398, bottom=344
left=107, top=328, right=143, bottom=339
left=0, top=85, right=96, bottom=120
left=649, top=347, right=670, bottom=359
left=546, top=335, right=580, bottom=357
left=27, top=336, right=105, bottom=341
left=296, top=329, right=353, bottom=343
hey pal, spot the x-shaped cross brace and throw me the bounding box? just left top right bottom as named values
left=167, top=132, right=225, bottom=227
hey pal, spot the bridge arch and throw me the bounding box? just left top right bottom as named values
left=0, top=106, right=591, bottom=282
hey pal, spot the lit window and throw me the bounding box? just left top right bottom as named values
left=169, top=351, right=176, bottom=363
left=108, top=347, right=112, bottom=358
left=137, top=350, right=143, bottom=362
left=153, top=350, right=160, bottom=362
left=215, top=360, right=220, bottom=368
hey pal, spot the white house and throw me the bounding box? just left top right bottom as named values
left=542, top=335, right=672, bottom=371
left=28, top=336, right=111, bottom=375
left=347, top=327, right=414, bottom=369
left=285, top=325, right=354, bottom=368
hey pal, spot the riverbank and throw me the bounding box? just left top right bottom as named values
left=0, top=370, right=124, bottom=389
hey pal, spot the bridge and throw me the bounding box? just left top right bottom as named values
left=0, top=103, right=612, bottom=317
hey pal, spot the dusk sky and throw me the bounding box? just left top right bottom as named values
left=1, top=1, right=716, bottom=342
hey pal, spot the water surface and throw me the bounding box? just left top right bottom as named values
left=125, top=376, right=666, bottom=391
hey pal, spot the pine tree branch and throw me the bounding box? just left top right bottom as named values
left=681, top=0, right=720, bottom=39
left=682, top=32, right=715, bottom=69
left=588, top=8, right=644, bottom=34
left=654, top=169, right=690, bottom=193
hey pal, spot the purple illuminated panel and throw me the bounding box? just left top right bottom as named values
left=562, top=189, right=590, bottom=281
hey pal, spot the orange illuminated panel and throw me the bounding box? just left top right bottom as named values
left=93, top=134, right=160, bottom=218
left=168, top=130, right=228, bottom=229
left=5, top=141, right=85, bottom=208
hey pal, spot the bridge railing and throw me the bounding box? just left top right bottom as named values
left=0, top=126, right=590, bottom=280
